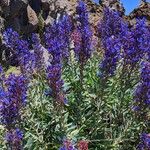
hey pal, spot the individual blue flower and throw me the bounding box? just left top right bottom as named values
left=5, top=128, right=23, bottom=150
left=137, top=133, right=150, bottom=150
left=32, top=33, right=44, bottom=73
left=3, top=28, right=19, bottom=49
left=59, top=139, right=77, bottom=150
left=132, top=61, right=150, bottom=118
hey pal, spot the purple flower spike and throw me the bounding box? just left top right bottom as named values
left=98, top=8, right=126, bottom=78
left=132, top=61, right=150, bottom=118
left=122, top=18, right=150, bottom=69
left=45, top=15, right=71, bottom=105
left=3, top=28, right=19, bottom=49
left=99, top=36, right=121, bottom=78
left=46, top=64, right=66, bottom=104
left=0, top=73, right=28, bottom=149
left=73, top=0, right=93, bottom=64
left=98, top=8, right=126, bottom=48
left=3, top=28, right=35, bottom=75
left=45, top=14, right=72, bottom=63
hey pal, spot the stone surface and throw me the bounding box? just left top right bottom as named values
left=9, top=0, right=28, bottom=18
left=27, top=5, right=38, bottom=25
left=26, top=5, right=39, bottom=33
left=0, top=0, right=10, bottom=7
left=0, top=16, right=5, bottom=63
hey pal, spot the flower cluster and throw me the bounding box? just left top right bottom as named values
left=3, top=28, right=19, bottom=50
left=122, top=18, right=150, bottom=71
left=6, top=128, right=23, bottom=150
left=59, top=139, right=89, bottom=150
left=99, top=36, right=121, bottom=78
left=17, top=39, right=35, bottom=74
left=59, top=139, right=77, bottom=150
left=77, top=140, right=88, bottom=150
left=45, top=15, right=72, bottom=62
left=98, top=8, right=126, bottom=48
left=32, top=33, right=44, bottom=73
left=132, top=61, right=150, bottom=118
left=148, top=26, right=150, bottom=60
left=1, top=74, right=28, bottom=125
left=137, top=133, right=150, bottom=150
left=73, top=0, right=93, bottom=64
left=133, top=18, right=149, bottom=55
left=3, top=28, right=35, bottom=74
left=3, top=28, right=20, bottom=65
left=46, top=64, right=66, bottom=104
left=98, top=8, right=126, bottom=78
left=45, top=16, right=71, bottom=104
left=0, top=73, right=28, bottom=149
left=59, top=14, right=73, bottom=59
left=122, top=29, right=137, bottom=68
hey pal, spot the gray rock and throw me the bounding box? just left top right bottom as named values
left=10, top=0, right=28, bottom=18
left=41, top=0, right=50, bottom=9
left=27, top=5, right=39, bottom=32
left=0, top=0, right=10, bottom=7
left=0, top=16, right=4, bottom=32
left=29, top=0, right=41, bottom=14
left=45, top=15, right=54, bottom=26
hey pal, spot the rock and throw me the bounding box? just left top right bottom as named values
left=8, top=17, right=21, bottom=32
left=27, top=5, right=39, bottom=32
left=0, top=0, right=10, bottom=7
left=10, top=0, right=28, bottom=18
left=0, top=1, right=10, bottom=18
left=41, top=0, right=50, bottom=10
left=0, top=16, right=5, bottom=63
left=29, top=0, right=42, bottom=14
left=0, top=6, right=2, bottom=15
left=41, top=0, right=50, bottom=19
left=45, top=15, right=54, bottom=26
left=0, top=17, right=4, bottom=45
